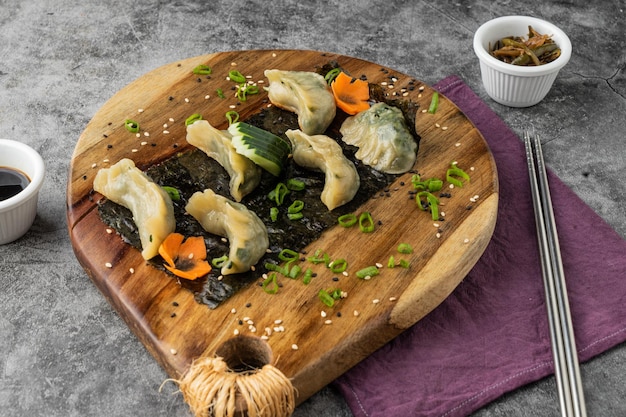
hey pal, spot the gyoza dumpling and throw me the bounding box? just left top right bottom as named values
left=93, top=158, right=175, bottom=260
left=285, top=129, right=359, bottom=211
left=264, top=69, right=336, bottom=135
left=185, top=189, right=269, bottom=276
left=339, top=102, right=417, bottom=174
left=186, top=119, right=261, bottom=202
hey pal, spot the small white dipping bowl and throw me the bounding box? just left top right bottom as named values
left=0, top=139, right=45, bottom=244
left=473, top=15, right=572, bottom=107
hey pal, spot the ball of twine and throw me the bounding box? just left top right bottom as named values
left=173, top=335, right=296, bottom=417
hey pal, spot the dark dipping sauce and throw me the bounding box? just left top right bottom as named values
left=0, top=167, right=30, bottom=201
left=98, top=99, right=420, bottom=309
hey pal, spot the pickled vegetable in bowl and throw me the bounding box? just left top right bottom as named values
left=490, top=25, right=561, bottom=66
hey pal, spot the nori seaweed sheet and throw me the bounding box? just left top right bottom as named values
left=97, top=104, right=420, bottom=309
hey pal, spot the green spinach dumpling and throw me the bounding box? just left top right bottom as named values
left=339, top=102, right=417, bottom=174
left=264, top=69, right=336, bottom=135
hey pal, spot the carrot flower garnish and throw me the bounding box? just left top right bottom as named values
left=331, top=71, right=370, bottom=115
left=158, top=232, right=211, bottom=280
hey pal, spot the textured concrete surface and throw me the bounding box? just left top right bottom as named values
left=0, top=1, right=624, bottom=416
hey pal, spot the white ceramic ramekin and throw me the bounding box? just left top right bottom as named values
left=473, top=16, right=572, bottom=107
left=0, top=139, right=45, bottom=244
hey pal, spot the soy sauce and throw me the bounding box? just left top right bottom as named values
left=0, top=167, right=30, bottom=201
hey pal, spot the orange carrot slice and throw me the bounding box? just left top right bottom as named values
left=158, top=232, right=211, bottom=280
left=331, top=71, right=370, bottom=115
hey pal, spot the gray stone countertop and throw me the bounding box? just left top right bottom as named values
left=1, top=1, right=624, bottom=416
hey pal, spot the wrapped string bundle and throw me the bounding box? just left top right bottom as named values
left=173, top=336, right=296, bottom=417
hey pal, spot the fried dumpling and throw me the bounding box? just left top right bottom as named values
left=186, top=120, right=261, bottom=202
left=185, top=189, right=269, bottom=276
left=339, top=102, right=417, bottom=174
left=285, top=129, right=359, bottom=211
left=264, top=69, right=336, bottom=135
left=93, top=158, right=175, bottom=260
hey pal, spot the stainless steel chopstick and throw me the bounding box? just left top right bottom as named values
left=524, top=130, right=587, bottom=417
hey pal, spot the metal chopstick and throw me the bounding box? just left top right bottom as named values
left=524, top=130, right=587, bottom=417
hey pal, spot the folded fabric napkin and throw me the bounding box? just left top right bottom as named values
left=333, top=75, right=626, bottom=417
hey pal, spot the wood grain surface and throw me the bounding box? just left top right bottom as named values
left=66, top=50, right=498, bottom=404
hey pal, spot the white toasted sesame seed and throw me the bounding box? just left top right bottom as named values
left=435, top=123, right=441, bottom=128
left=91, top=163, right=97, bottom=168
left=105, top=262, right=112, bottom=268
left=375, top=262, right=383, bottom=268
left=204, top=95, right=210, bottom=99
left=291, top=344, right=298, bottom=350
left=436, top=232, right=441, bottom=238
left=321, top=311, right=327, bottom=318
left=464, top=238, right=470, bottom=244
left=170, top=348, right=177, bottom=355
left=324, top=319, right=333, bottom=325
left=353, top=310, right=360, bottom=317
left=442, top=126, right=448, bottom=131
left=421, top=109, right=427, bottom=113
left=373, top=299, right=380, bottom=304
left=455, top=142, right=461, bottom=147
left=274, top=319, right=282, bottom=325
left=129, top=268, right=135, bottom=274
left=233, top=329, right=240, bottom=335
left=261, top=335, right=269, bottom=340
left=169, top=117, right=175, bottom=122
left=163, top=130, right=170, bottom=134
left=136, top=133, right=141, bottom=138
left=389, top=297, right=397, bottom=302
left=141, top=141, right=148, bottom=146
left=106, top=228, right=113, bottom=234
left=184, top=98, right=189, bottom=103
left=138, top=108, right=144, bottom=113
left=231, top=308, right=237, bottom=314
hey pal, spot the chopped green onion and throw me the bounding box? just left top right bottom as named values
left=307, top=249, right=328, bottom=265
left=399, top=259, right=410, bottom=268
left=264, top=262, right=288, bottom=276
left=225, top=110, right=239, bottom=125
left=192, top=64, right=212, bottom=75
left=287, top=212, right=304, bottom=221
left=318, top=289, right=336, bottom=307
left=387, top=256, right=396, bottom=268
left=359, top=212, right=375, bottom=233
left=228, top=70, right=247, bottom=83
left=286, top=178, right=306, bottom=191
left=397, top=243, right=413, bottom=254
left=416, top=191, right=440, bottom=221
left=324, top=68, right=341, bottom=85
left=356, top=265, right=380, bottom=279
left=211, top=255, right=229, bottom=268
left=268, top=182, right=290, bottom=206
left=278, top=248, right=299, bottom=262
left=161, top=186, right=181, bottom=201
left=288, top=264, right=302, bottom=279
left=269, top=207, right=279, bottom=222
left=446, top=163, right=470, bottom=188
left=330, top=258, right=348, bottom=273
left=303, top=268, right=313, bottom=285
left=236, top=84, right=259, bottom=101
left=288, top=200, right=304, bottom=214
left=216, top=88, right=225, bottom=99
left=262, top=273, right=279, bottom=294
left=185, top=113, right=203, bottom=126
left=124, top=119, right=140, bottom=133
left=428, top=91, right=439, bottom=114
left=337, top=213, right=357, bottom=227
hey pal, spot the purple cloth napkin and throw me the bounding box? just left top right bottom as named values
left=333, top=75, right=626, bottom=417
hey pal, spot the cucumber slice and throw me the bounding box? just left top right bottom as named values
left=229, top=122, right=292, bottom=176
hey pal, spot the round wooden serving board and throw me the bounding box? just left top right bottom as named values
left=67, top=50, right=498, bottom=404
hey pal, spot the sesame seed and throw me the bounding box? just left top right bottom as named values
left=138, top=108, right=144, bottom=113
left=233, top=329, right=240, bottom=335
left=419, top=86, right=425, bottom=91
left=435, top=123, right=441, bottom=128
left=144, top=132, right=150, bottom=137
left=464, top=238, right=470, bottom=244
left=455, top=142, right=461, bottom=147
left=433, top=222, right=440, bottom=228
left=291, top=344, right=298, bottom=350
left=131, top=149, right=138, bottom=153
left=321, top=311, right=327, bottom=318
left=324, top=319, right=333, bottom=325
left=105, top=262, right=112, bottom=268
left=373, top=299, right=380, bottom=304
left=204, top=95, right=210, bottom=99
left=421, top=109, right=427, bottom=113
left=136, top=133, right=141, bottom=138
left=106, top=228, right=113, bottom=234
left=141, top=141, right=148, bottom=146
left=441, top=126, right=448, bottom=131
left=375, top=262, right=383, bottom=268
left=163, top=130, right=170, bottom=134
left=261, top=335, right=269, bottom=340
left=353, top=310, right=360, bottom=317
left=169, top=117, right=175, bottom=122
left=389, top=297, right=397, bottom=302
left=91, top=163, right=97, bottom=168
left=231, top=308, right=237, bottom=314
left=274, top=319, right=282, bottom=325
left=184, top=98, right=190, bottom=103
left=170, top=348, right=177, bottom=355
left=436, top=232, right=441, bottom=238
